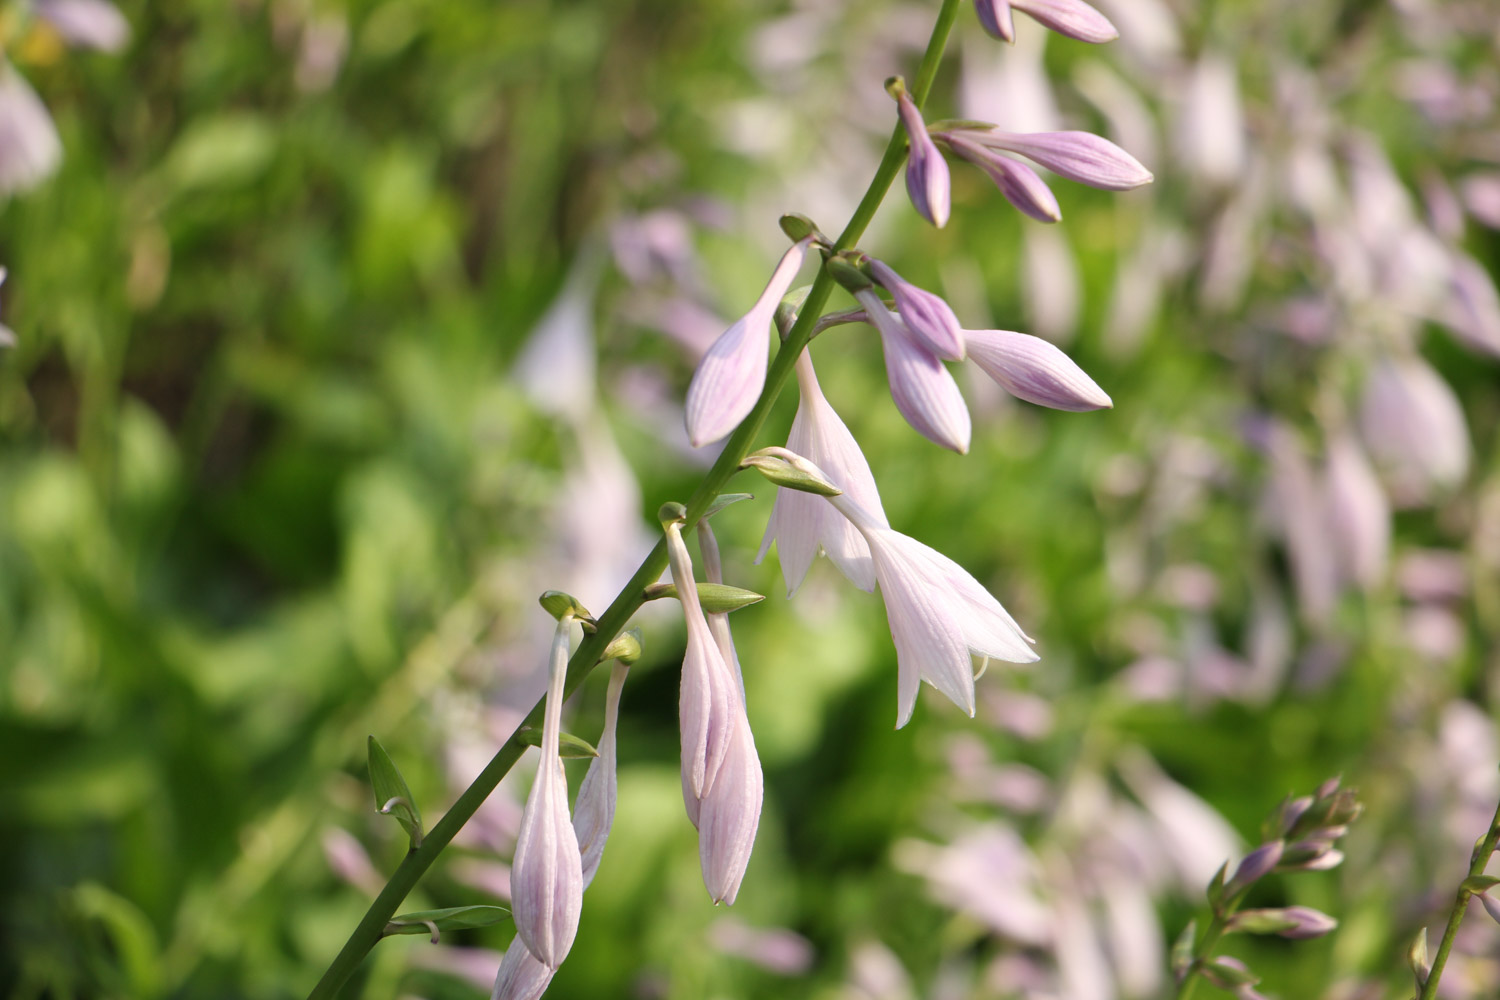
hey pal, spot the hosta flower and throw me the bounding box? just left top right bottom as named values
left=964, top=329, right=1112, bottom=411
left=955, top=129, right=1153, bottom=191
left=867, top=258, right=965, bottom=360
left=0, top=67, right=62, bottom=195
left=894, top=85, right=950, bottom=228
left=510, top=618, right=584, bottom=968
left=665, top=519, right=763, bottom=903
left=854, top=288, right=972, bottom=453
left=974, top=0, right=1118, bottom=44
left=944, top=132, right=1062, bottom=223
left=34, top=0, right=131, bottom=52
left=489, top=939, right=554, bottom=1000
left=764, top=450, right=1036, bottom=726
left=757, top=352, right=889, bottom=595
left=1323, top=431, right=1389, bottom=590
left=684, top=237, right=812, bottom=447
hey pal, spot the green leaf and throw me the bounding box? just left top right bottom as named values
left=516, top=727, right=599, bottom=758
left=368, top=736, right=423, bottom=848
left=703, top=493, right=754, bottom=519
left=1205, top=861, right=1228, bottom=911
left=1170, top=919, right=1197, bottom=979
left=643, top=582, right=765, bottom=613
left=383, top=905, right=511, bottom=943
left=1462, top=874, right=1500, bottom=893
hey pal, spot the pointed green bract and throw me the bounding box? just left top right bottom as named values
left=383, top=905, right=511, bottom=943
left=516, top=726, right=599, bottom=759
left=703, top=493, right=755, bottom=518
left=368, top=735, right=423, bottom=848
left=643, top=581, right=765, bottom=612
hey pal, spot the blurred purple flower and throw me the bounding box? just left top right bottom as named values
left=489, top=937, right=554, bottom=1000
left=867, top=258, right=965, bottom=360
left=34, top=0, right=130, bottom=52
left=1358, top=355, right=1470, bottom=500
left=684, top=237, right=811, bottom=447
left=896, top=89, right=950, bottom=228
left=510, top=620, right=584, bottom=968
left=965, top=329, right=1112, bottom=411
left=854, top=288, right=972, bottom=453
left=757, top=352, right=888, bottom=595
left=0, top=67, right=62, bottom=195
left=709, top=918, right=815, bottom=975
left=1324, top=431, right=1390, bottom=590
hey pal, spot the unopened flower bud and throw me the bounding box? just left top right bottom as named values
left=945, top=133, right=1061, bottom=223
left=975, top=0, right=1016, bottom=41
left=1481, top=892, right=1500, bottom=926
left=1225, top=841, right=1284, bottom=897
left=963, top=129, right=1151, bottom=190
left=1228, top=906, right=1337, bottom=939
left=965, top=329, right=1111, bottom=411
left=890, top=79, right=950, bottom=228
left=867, top=258, right=965, bottom=360
left=854, top=289, right=972, bottom=453
left=742, top=447, right=844, bottom=496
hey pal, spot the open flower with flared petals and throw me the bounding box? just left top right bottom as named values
left=853, top=289, right=972, bottom=453
left=684, top=237, right=812, bottom=447
left=757, top=353, right=888, bottom=595
left=965, top=329, right=1112, bottom=411
left=974, top=0, right=1118, bottom=44
left=510, top=619, right=585, bottom=969
left=665, top=519, right=763, bottom=902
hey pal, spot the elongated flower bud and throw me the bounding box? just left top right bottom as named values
left=946, top=134, right=1062, bottom=223
left=962, top=129, right=1152, bottom=190
left=868, top=258, right=966, bottom=360
left=965, top=329, right=1112, bottom=411
left=697, top=703, right=763, bottom=904
left=855, top=289, right=972, bottom=453
left=572, top=660, right=627, bottom=889
left=685, top=238, right=812, bottom=447
left=490, top=937, right=555, bottom=1000
left=510, top=618, right=584, bottom=968
left=894, top=85, right=951, bottom=228
left=1324, top=431, right=1389, bottom=590
left=1008, top=0, right=1118, bottom=43
left=975, top=0, right=1017, bottom=41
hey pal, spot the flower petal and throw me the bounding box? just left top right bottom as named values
left=965, top=329, right=1112, bottom=411
left=858, top=290, right=971, bottom=454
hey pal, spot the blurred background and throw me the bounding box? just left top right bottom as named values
left=2, top=0, right=1499, bottom=997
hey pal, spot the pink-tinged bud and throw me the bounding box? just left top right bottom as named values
left=0, top=68, right=62, bottom=195
left=489, top=937, right=555, bottom=1000
left=975, top=0, right=1016, bottom=41
left=1277, top=906, right=1339, bottom=939
left=1358, top=355, right=1470, bottom=497
left=964, top=129, right=1152, bottom=190
left=757, top=353, right=889, bottom=595
left=697, top=702, right=763, bottom=904
left=684, top=238, right=812, bottom=447
left=867, top=258, right=966, bottom=360
left=855, top=289, right=972, bottom=453
left=946, top=134, right=1062, bottom=223
left=1481, top=893, right=1500, bottom=926
left=510, top=620, right=584, bottom=968
left=34, top=0, right=131, bottom=52
left=1009, top=0, right=1118, bottom=42
left=1225, top=840, right=1284, bottom=896
left=572, top=661, right=627, bottom=889
left=1324, top=432, right=1390, bottom=590
left=896, top=90, right=951, bottom=228
left=964, top=329, right=1112, bottom=411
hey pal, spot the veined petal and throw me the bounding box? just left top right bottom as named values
left=947, top=135, right=1062, bottom=223
left=965, top=329, right=1112, bottom=411
left=697, top=707, right=764, bottom=904
left=1009, top=0, right=1118, bottom=42
left=857, top=290, right=972, bottom=454
left=668, top=525, right=734, bottom=813
left=685, top=239, right=811, bottom=447
left=898, top=92, right=951, bottom=228
left=511, top=621, right=584, bottom=969
left=868, top=258, right=966, bottom=360
left=968, top=129, right=1151, bottom=190
left=975, top=0, right=1016, bottom=41
left=489, top=936, right=555, bottom=1000
left=573, top=661, right=627, bottom=889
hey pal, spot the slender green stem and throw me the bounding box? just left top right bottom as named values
left=1419, top=795, right=1500, bottom=1000
left=305, top=4, right=961, bottom=996
left=1175, top=906, right=1238, bottom=1000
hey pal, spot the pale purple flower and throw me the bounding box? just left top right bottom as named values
left=34, top=0, right=130, bottom=52
left=665, top=521, right=762, bottom=903
left=0, top=67, right=62, bottom=195
left=571, top=660, right=627, bottom=889
left=867, top=258, right=965, bottom=360
left=684, top=237, right=812, bottom=447
left=509, top=619, right=584, bottom=968
left=896, top=89, right=950, bottom=228
left=854, top=288, right=972, bottom=453
left=1224, top=840, right=1283, bottom=896
left=974, top=0, right=1118, bottom=43
left=965, top=329, right=1112, bottom=411
left=757, top=352, right=888, bottom=595
left=944, top=132, right=1062, bottom=223
left=1176, top=53, right=1246, bottom=186
left=958, top=129, right=1152, bottom=190
left=489, top=937, right=554, bottom=1000
left=1358, top=355, right=1470, bottom=498
left=783, top=458, right=1036, bottom=726
left=1324, top=431, right=1390, bottom=590
left=1481, top=893, right=1500, bottom=926
left=709, top=918, right=815, bottom=975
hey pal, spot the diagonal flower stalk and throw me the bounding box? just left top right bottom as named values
left=303, top=0, right=963, bottom=994
left=1417, top=793, right=1500, bottom=1000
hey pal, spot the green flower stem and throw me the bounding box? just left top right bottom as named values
left=303, top=1, right=962, bottom=996
left=1419, top=795, right=1500, bottom=1000
left=1175, top=901, right=1244, bottom=1000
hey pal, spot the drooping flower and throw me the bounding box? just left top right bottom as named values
left=757, top=352, right=889, bottom=595
left=853, top=289, right=972, bottom=453
left=489, top=939, right=554, bottom=1000
left=1358, top=354, right=1470, bottom=499
left=0, top=66, right=63, bottom=195
left=894, top=85, right=950, bottom=228
left=964, top=329, right=1113, bottom=411
left=762, top=450, right=1036, bottom=726
left=954, top=129, right=1153, bottom=190
left=665, top=517, right=763, bottom=903
left=684, top=237, right=812, bottom=447
left=974, top=0, right=1119, bottom=44
left=867, top=258, right=965, bottom=360
left=509, top=618, right=584, bottom=968
left=944, top=132, right=1063, bottom=223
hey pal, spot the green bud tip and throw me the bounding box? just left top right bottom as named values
left=779, top=213, right=826, bottom=246
left=884, top=76, right=908, bottom=100
left=826, top=254, right=874, bottom=295
left=740, top=447, right=843, bottom=497
left=538, top=589, right=593, bottom=624
left=658, top=501, right=687, bottom=526
left=603, top=627, right=643, bottom=664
